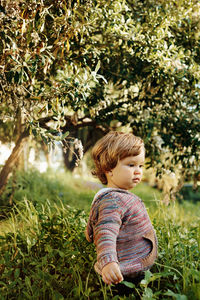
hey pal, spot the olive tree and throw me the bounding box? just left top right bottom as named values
left=0, top=0, right=107, bottom=193
left=0, top=0, right=199, bottom=197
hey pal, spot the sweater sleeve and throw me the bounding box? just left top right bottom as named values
left=93, top=195, right=124, bottom=270
left=85, top=218, right=93, bottom=243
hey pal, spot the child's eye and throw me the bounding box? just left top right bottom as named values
left=128, top=164, right=134, bottom=167
left=139, top=165, right=144, bottom=168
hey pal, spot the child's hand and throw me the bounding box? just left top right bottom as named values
left=102, top=262, right=123, bottom=285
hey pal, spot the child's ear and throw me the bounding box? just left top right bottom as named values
left=106, top=170, right=113, bottom=177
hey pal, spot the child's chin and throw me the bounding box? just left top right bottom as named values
left=130, top=182, right=139, bottom=188
left=125, top=184, right=137, bottom=190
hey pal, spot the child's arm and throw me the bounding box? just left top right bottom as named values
left=85, top=214, right=93, bottom=243
left=93, top=195, right=125, bottom=284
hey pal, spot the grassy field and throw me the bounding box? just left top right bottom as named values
left=0, top=170, right=199, bottom=299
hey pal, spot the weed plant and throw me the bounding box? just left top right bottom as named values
left=0, top=170, right=199, bottom=299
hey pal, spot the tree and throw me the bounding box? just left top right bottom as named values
left=0, top=0, right=106, bottom=193
left=0, top=0, right=199, bottom=197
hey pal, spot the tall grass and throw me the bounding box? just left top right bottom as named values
left=0, top=170, right=199, bottom=299
left=0, top=169, right=96, bottom=212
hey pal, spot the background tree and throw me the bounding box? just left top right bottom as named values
left=0, top=0, right=105, bottom=193
left=0, top=0, right=199, bottom=197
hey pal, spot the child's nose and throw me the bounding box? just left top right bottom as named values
left=134, top=167, right=141, bottom=174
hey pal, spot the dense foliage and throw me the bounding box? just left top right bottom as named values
left=0, top=171, right=199, bottom=299
left=0, top=0, right=199, bottom=192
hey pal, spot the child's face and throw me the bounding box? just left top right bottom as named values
left=106, top=149, right=145, bottom=190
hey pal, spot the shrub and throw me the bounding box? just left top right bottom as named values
left=0, top=200, right=106, bottom=299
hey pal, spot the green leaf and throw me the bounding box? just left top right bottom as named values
left=25, top=276, right=31, bottom=288
left=52, top=290, right=64, bottom=300
left=141, top=270, right=152, bottom=285
left=121, top=280, right=135, bottom=288
left=60, top=131, right=69, bottom=140
left=32, top=129, right=37, bottom=137
left=142, top=287, right=154, bottom=300
left=46, top=129, right=60, bottom=135
left=164, top=289, right=188, bottom=300
left=95, top=61, right=101, bottom=74
left=14, top=268, right=20, bottom=279
left=57, top=250, right=65, bottom=257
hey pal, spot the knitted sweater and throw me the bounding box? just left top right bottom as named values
left=85, top=188, right=158, bottom=277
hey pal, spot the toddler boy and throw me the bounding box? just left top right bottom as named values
left=85, top=131, right=158, bottom=287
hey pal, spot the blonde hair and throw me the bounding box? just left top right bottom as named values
left=92, top=131, right=144, bottom=185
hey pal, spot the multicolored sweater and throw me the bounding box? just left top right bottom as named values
left=85, top=188, right=158, bottom=277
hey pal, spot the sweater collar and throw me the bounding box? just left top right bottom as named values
left=92, top=187, right=134, bottom=204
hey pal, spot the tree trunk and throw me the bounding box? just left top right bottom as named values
left=63, top=144, right=79, bottom=172
left=0, top=129, right=29, bottom=196
left=14, top=107, right=25, bottom=171
left=62, top=126, right=105, bottom=171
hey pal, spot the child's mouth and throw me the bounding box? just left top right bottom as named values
left=133, top=178, right=140, bottom=183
